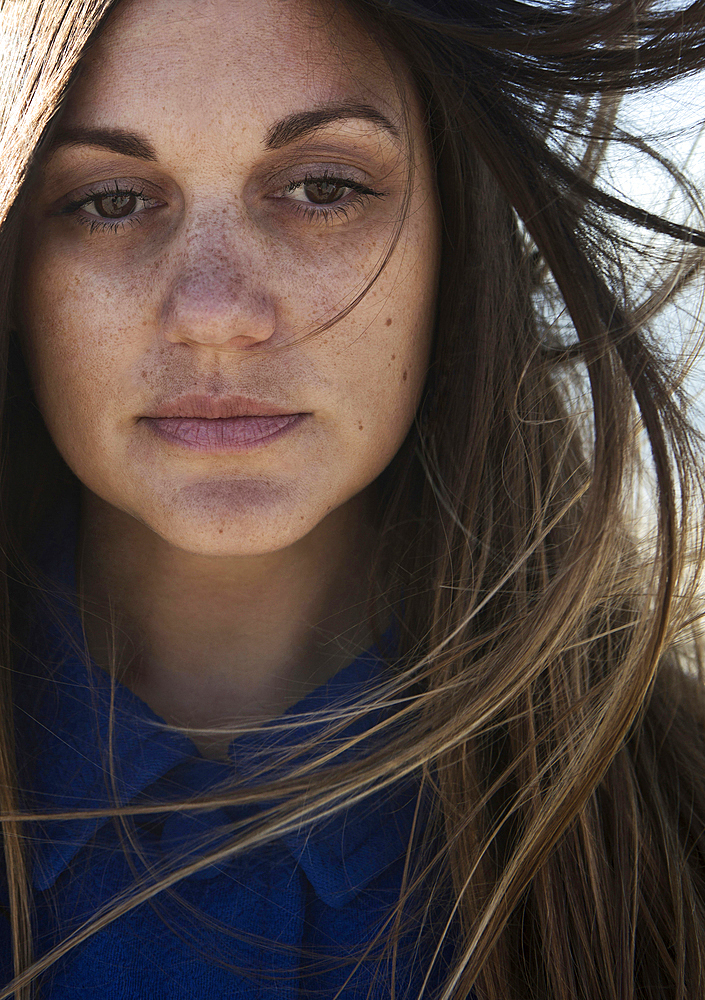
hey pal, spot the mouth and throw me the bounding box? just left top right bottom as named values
left=144, top=393, right=302, bottom=420
left=141, top=394, right=308, bottom=453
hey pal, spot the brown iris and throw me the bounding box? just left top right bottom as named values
left=93, top=193, right=137, bottom=218
left=302, top=180, right=347, bottom=204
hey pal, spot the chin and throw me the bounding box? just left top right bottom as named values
left=163, top=523, right=315, bottom=559
left=140, top=481, right=326, bottom=558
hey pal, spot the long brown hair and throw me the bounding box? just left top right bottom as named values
left=2, top=0, right=705, bottom=997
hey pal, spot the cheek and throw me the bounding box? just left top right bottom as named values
left=327, top=277, right=435, bottom=473
left=351, top=234, right=438, bottom=427
left=353, top=325, right=428, bottom=426
left=18, top=250, right=138, bottom=451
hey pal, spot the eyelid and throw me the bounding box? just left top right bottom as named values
left=259, top=159, right=382, bottom=193
left=51, top=176, right=168, bottom=214
left=266, top=165, right=389, bottom=216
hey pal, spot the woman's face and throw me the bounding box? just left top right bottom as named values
left=17, top=0, right=441, bottom=557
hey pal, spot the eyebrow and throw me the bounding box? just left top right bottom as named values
left=48, top=126, right=159, bottom=161
left=47, top=101, right=401, bottom=161
left=264, top=102, right=400, bottom=149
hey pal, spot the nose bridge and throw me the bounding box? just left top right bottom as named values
left=160, top=209, right=276, bottom=348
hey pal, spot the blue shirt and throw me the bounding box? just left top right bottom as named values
left=2, top=503, right=454, bottom=998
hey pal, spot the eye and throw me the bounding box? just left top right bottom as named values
left=85, top=191, right=141, bottom=219
left=57, top=182, right=164, bottom=231
left=281, top=171, right=384, bottom=223
left=288, top=177, right=358, bottom=205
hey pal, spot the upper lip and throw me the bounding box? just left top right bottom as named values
left=144, top=394, right=303, bottom=420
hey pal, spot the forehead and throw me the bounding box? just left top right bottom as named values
left=62, top=0, right=405, bottom=139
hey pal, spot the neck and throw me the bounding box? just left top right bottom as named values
left=76, top=487, right=379, bottom=758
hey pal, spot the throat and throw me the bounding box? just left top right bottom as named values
left=76, top=484, right=380, bottom=755
left=81, top=598, right=376, bottom=758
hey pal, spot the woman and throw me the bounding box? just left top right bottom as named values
left=1, top=0, right=705, bottom=996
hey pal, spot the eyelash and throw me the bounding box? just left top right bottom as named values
left=283, top=171, right=384, bottom=224
left=59, top=182, right=154, bottom=234
left=59, top=172, right=384, bottom=233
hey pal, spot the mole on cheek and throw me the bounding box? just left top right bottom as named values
left=386, top=317, right=392, bottom=326
left=402, top=370, right=408, bottom=382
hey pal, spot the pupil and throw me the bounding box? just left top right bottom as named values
left=304, top=180, right=344, bottom=205
left=95, top=193, right=137, bottom=218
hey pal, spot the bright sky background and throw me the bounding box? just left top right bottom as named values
left=592, top=72, right=705, bottom=545
left=602, top=73, right=705, bottom=411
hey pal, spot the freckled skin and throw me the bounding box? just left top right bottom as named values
left=13, top=0, right=442, bottom=739
left=18, top=0, right=441, bottom=558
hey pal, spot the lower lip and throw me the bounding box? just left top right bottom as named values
left=142, top=413, right=305, bottom=453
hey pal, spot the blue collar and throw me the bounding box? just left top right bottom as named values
left=13, top=501, right=419, bottom=908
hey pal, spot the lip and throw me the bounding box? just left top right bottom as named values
left=144, top=393, right=301, bottom=420
left=143, top=413, right=305, bottom=453
left=141, top=394, right=308, bottom=453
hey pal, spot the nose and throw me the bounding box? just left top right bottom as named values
left=160, top=246, right=277, bottom=351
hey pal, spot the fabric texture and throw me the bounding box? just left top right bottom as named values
left=2, top=499, right=455, bottom=998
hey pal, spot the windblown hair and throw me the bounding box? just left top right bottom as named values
left=1, top=0, right=705, bottom=998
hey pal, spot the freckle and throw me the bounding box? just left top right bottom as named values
left=386, top=318, right=392, bottom=326
left=358, top=423, right=364, bottom=430
left=218, top=529, right=223, bottom=534
left=402, top=370, right=408, bottom=381
left=391, top=354, right=396, bottom=361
